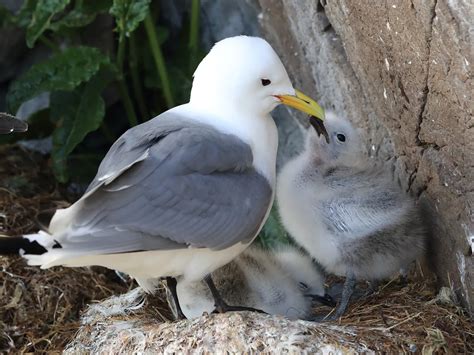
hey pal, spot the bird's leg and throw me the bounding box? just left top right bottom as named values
left=166, top=277, right=187, bottom=320
left=363, top=280, right=380, bottom=297
left=327, top=273, right=356, bottom=320
left=204, top=275, right=266, bottom=314
left=399, top=267, right=408, bottom=286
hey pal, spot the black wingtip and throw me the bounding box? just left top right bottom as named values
left=0, top=236, right=47, bottom=255
left=0, top=113, right=28, bottom=134
left=309, top=115, right=330, bottom=144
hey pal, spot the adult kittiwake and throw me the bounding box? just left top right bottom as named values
left=0, top=36, right=326, bottom=316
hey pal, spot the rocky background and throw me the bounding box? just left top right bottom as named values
left=255, top=0, right=473, bottom=314
left=0, top=0, right=472, bottom=315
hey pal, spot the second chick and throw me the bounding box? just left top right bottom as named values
left=168, top=245, right=333, bottom=320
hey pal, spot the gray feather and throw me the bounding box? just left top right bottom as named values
left=58, top=112, right=272, bottom=253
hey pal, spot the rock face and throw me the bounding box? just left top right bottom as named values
left=257, top=0, right=473, bottom=314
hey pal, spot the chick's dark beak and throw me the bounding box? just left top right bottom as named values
left=311, top=293, right=336, bottom=307
left=309, top=115, right=330, bottom=144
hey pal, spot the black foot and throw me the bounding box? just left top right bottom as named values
left=399, top=274, right=408, bottom=287
left=212, top=303, right=266, bottom=314
left=362, top=280, right=380, bottom=298
left=166, top=277, right=187, bottom=320
left=204, top=274, right=266, bottom=315
left=311, top=293, right=336, bottom=307
left=326, top=273, right=356, bottom=321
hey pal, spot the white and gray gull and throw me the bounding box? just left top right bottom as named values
left=168, top=245, right=334, bottom=320
left=0, top=36, right=326, bottom=317
left=277, top=112, right=426, bottom=319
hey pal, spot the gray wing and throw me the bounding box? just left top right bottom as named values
left=321, top=169, right=412, bottom=239
left=55, top=113, right=272, bottom=254
left=0, top=113, right=28, bottom=134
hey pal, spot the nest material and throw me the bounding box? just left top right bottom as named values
left=65, top=278, right=473, bottom=353
left=0, top=145, right=473, bottom=353
left=0, top=145, right=134, bottom=353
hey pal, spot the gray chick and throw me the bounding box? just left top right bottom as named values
left=168, top=245, right=333, bottom=320
left=277, top=112, right=426, bottom=319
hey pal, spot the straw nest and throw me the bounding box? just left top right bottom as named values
left=0, top=145, right=132, bottom=353
left=64, top=278, right=473, bottom=353
left=1, top=145, right=473, bottom=353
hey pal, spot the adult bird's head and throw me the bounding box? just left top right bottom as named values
left=190, top=36, right=325, bottom=122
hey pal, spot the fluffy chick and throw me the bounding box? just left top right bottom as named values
left=277, top=112, right=426, bottom=319
left=168, top=245, right=332, bottom=320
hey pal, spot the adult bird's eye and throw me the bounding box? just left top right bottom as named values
left=336, top=133, right=346, bottom=142
left=261, top=78, right=271, bottom=86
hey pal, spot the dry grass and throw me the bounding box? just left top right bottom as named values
left=317, top=276, right=474, bottom=353
left=0, top=145, right=134, bottom=353
left=0, top=144, right=472, bottom=353
left=65, top=277, right=474, bottom=353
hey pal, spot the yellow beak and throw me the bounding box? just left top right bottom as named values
left=276, top=89, right=325, bottom=120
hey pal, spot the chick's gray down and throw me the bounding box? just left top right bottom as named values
left=277, top=112, right=426, bottom=318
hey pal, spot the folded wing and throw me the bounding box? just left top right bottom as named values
left=49, top=113, right=273, bottom=255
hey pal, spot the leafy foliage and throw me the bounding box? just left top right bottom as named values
left=7, top=46, right=109, bottom=113
left=49, top=0, right=112, bottom=32
left=110, top=0, right=151, bottom=40
left=256, top=206, right=292, bottom=249
left=26, top=0, right=71, bottom=47
left=50, top=68, right=114, bottom=182
left=2, top=0, right=202, bottom=184
left=14, top=0, right=38, bottom=28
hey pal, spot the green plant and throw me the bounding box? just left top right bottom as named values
left=255, top=205, right=292, bottom=249
left=0, top=0, right=202, bottom=183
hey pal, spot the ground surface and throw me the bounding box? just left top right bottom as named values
left=0, top=145, right=134, bottom=353
left=67, top=278, right=473, bottom=353
left=0, top=145, right=473, bottom=353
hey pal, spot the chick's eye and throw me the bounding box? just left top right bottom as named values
left=336, top=133, right=346, bottom=142
left=299, top=282, right=308, bottom=290
left=261, top=78, right=271, bottom=86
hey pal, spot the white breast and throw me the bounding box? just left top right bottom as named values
left=277, top=156, right=343, bottom=275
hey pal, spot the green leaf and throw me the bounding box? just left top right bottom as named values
left=49, top=0, right=112, bottom=32
left=26, top=0, right=71, bottom=48
left=7, top=46, right=110, bottom=113
left=14, top=0, right=36, bottom=28
left=50, top=68, right=113, bottom=182
left=110, top=0, right=151, bottom=40
left=255, top=205, right=292, bottom=250
left=0, top=4, right=15, bottom=27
